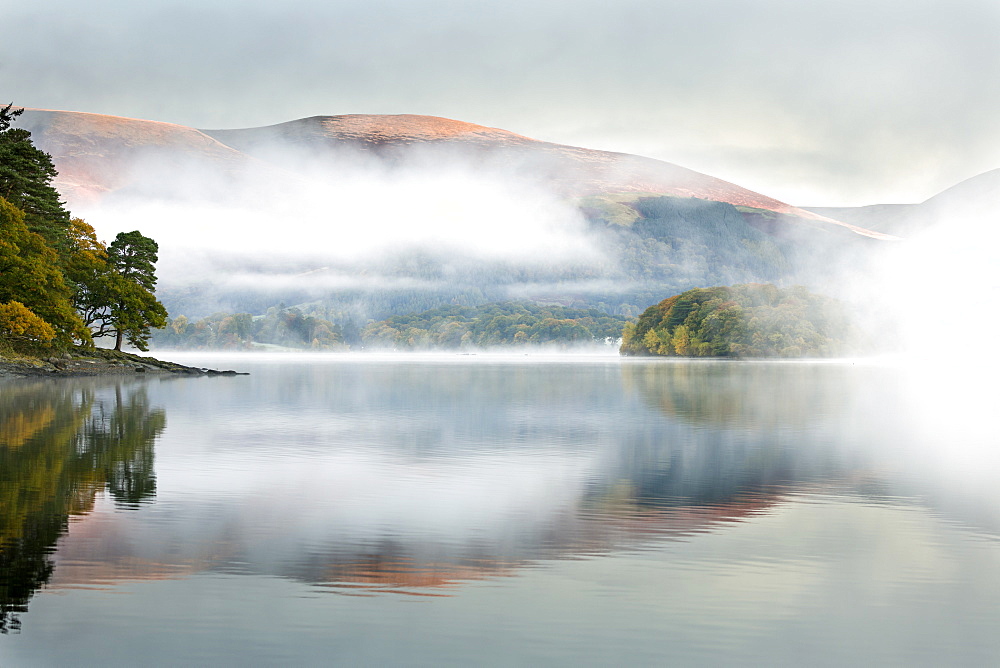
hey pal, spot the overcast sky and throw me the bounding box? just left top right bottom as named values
left=4, top=0, right=999, bottom=206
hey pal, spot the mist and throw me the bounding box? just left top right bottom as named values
left=81, top=155, right=603, bottom=273
left=881, top=208, right=1000, bottom=360
left=72, top=140, right=625, bottom=319
left=842, top=194, right=1000, bottom=480
left=29, top=109, right=994, bottom=356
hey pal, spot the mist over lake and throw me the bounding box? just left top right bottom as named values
left=3, top=353, right=998, bottom=666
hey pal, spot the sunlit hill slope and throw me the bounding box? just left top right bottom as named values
left=19, top=109, right=888, bottom=237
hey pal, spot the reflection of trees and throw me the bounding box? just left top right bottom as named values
left=0, top=380, right=165, bottom=633
left=621, top=361, right=857, bottom=429
left=262, top=363, right=869, bottom=593
left=615, top=362, right=864, bottom=507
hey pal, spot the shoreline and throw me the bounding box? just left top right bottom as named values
left=0, top=346, right=248, bottom=378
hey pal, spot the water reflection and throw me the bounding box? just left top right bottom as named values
left=621, top=359, right=860, bottom=427
left=42, top=362, right=865, bottom=592
left=615, top=361, right=876, bottom=505
left=0, top=379, right=165, bottom=632
left=620, top=360, right=1000, bottom=535
left=5, top=357, right=998, bottom=613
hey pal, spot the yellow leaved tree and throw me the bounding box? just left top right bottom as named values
left=0, top=301, right=55, bottom=342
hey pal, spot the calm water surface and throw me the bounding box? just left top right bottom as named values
left=1, top=352, right=998, bottom=666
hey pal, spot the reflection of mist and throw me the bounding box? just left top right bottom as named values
left=40, top=359, right=874, bottom=594
left=623, top=359, right=1000, bottom=534
left=26, top=357, right=1000, bottom=599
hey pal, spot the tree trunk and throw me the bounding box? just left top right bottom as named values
left=115, top=329, right=123, bottom=351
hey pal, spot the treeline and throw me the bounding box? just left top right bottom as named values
left=151, top=307, right=348, bottom=350
left=0, top=104, right=165, bottom=352
left=620, top=284, right=857, bottom=358
left=157, top=255, right=648, bottom=331
left=151, top=301, right=630, bottom=351
left=361, top=302, right=629, bottom=349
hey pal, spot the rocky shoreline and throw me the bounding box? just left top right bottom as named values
left=0, top=347, right=247, bottom=378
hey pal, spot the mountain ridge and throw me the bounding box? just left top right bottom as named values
left=201, top=113, right=890, bottom=237
left=805, top=166, right=1000, bottom=237
left=16, top=108, right=892, bottom=239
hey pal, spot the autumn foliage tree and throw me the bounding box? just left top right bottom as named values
left=0, top=197, right=89, bottom=345
left=0, top=103, right=168, bottom=352
left=64, top=218, right=111, bottom=326
left=620, top=284, right=858, bottom=358
left=0, top=301, right=56, bottom=342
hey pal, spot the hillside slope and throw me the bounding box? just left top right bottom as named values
left=14, top=109, right=263, bottom=206
left=17, top=109, right=888, bottom=239
left=203, top=114, right=889, bottom=239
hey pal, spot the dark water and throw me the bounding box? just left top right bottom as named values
left=1, top=353, right=998, bottom=666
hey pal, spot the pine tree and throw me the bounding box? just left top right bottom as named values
left=103, top=231, right=167, bottom=351
left=0, top=104, right=71, bottom=248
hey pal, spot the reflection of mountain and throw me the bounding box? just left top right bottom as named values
left=48, top=483, right=787, bottom=595
left=21, top=360, right=994, bottom=602
left=39, top=361, right=879, bottom=596
left=623, top=361, right=1000, bottom=537
left=0, top=380, right=165, bottom=633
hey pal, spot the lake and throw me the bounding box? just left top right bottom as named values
left=2, top=352, right=999, bottom=666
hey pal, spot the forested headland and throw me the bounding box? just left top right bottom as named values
left=619, top=284, right=859, bottom=358
left=0, top=104, right=166, bottom=358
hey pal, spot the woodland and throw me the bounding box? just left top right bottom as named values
left=619, top=284, right=858, bottom=358
left=0, top=105, right=166, bottom=354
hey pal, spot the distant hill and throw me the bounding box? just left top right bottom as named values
left=12, top=108, right=898, bottom=324
left=805, top=168, right=1000, bottom=238
left=205, top=114, right=828, bottom=216
left=18, top=109, right=889, bottom=239
left=13, top=109, right=264, bottom=206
